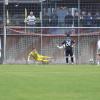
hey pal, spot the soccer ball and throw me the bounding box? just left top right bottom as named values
left=89, top=59, right=94, bottom=64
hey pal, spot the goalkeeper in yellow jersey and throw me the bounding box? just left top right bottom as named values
left=27, top=48, right=51, bottom=64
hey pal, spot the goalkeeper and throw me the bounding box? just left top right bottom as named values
left=27, top=48, right=51, bottom=63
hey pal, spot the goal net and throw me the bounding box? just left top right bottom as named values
left=1, top=0, right=100, bottom=64
left=5, top=26, right=100, bottom=64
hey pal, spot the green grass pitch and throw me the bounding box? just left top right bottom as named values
left=0, top=64, right=100, bottom=100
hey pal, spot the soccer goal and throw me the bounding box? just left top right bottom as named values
left=3, top=26, right=99, bottom=64
left=1, top=0, right=100, bottom=64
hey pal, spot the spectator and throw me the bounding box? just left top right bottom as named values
left=42, top=14, right=50, bottom=27
left=80, top=11, right=87, bottom=27
left=85, top=12, right=93, bottom=27
left=65, top=12, right=73, bottom=27
left=94, top=12, right=100, bottom=27
left=26, top=11, right=36, bottom=32
left=0, top=16, right=3, bottom=26
left=73, top=12, right=79, bottom=27
left=50, top=10, right=58, bottom=26
left=56, top=7, right=67, bottom=26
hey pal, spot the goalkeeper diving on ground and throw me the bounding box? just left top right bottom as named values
left=27, top=48, right=52, bottom=64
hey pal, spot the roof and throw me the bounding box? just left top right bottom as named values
left=0, top=0, right=46, bottom=3
left=0, top=0, right=100, bottom=3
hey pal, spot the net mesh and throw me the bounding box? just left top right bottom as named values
left=0, top=0, right=100, bottom=64
left=5, top=27, right=100, bottom=64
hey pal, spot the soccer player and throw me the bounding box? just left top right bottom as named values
left=27, top=48, right=51, bottom=64
left=96, top=39, right=100, bottom=65
left=57, top=34, right=75, bottom=64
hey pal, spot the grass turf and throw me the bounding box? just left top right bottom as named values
left=0, top=64, right=100, bottom=100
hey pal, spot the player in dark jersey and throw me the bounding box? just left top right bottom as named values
left=57, top=34, right=75, bottom=64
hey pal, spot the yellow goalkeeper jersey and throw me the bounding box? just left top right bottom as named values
left=28, top=51, right=49, bottom=62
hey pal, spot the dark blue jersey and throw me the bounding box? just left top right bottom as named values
left=62, top=38, right=74, bottom=47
